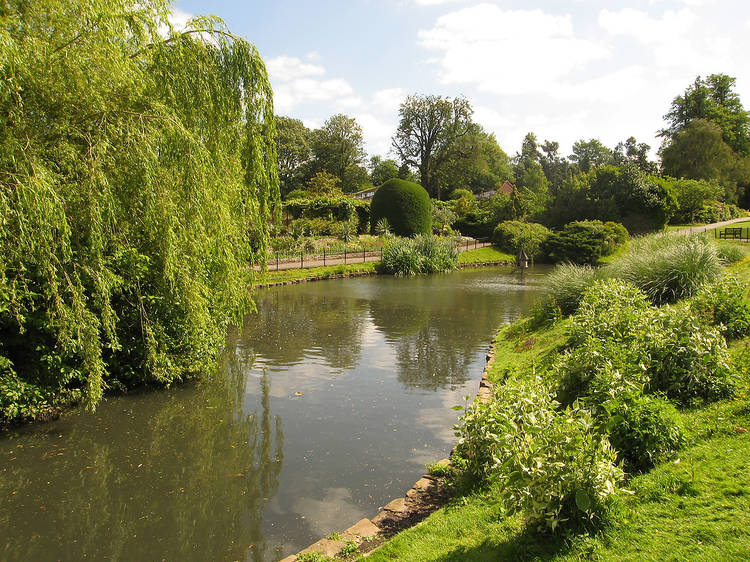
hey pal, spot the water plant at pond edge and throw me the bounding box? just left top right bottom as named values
left=379, top=235, right=459, bottom=276
left=0, top=1, right=279, bottom=426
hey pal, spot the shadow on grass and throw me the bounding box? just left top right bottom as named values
left=434, top=524, right=573, bottom=562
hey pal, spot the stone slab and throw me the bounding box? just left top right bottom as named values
left=342, top=518, right=380, bottom=540
left=383, top=496, right=409, bottom=513
left=412, top=477, right=437, bottom=491
left=371, top=509, right=392, bottom=526
left=298, top=538, right=345, bottom=558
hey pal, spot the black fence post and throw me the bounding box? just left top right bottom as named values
left=300, top=252, right=303, bottom=269
left=363, top=248, right=365, bottom=262
left=323, top=248, right=326, bottom=266
left=344, top=249, right=347, bottom=264
left=276, top=255, right=279, bottom=271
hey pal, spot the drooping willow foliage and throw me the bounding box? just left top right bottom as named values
left=0, top=0, right=279, bottom=424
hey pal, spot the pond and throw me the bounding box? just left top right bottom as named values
left=0, top=267, right=549, bottom=561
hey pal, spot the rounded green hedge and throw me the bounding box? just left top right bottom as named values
left=370, top=179, right=431, bottom=237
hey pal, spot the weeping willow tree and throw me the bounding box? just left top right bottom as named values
left=0, top=0, right=279, bottom=424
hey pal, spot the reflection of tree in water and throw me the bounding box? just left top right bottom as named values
left=241, top=288, right=367, bottom=369
left=368, top=281, right=520, bottom=390
left=0, top=347, right=284, bottom=562
left=394, top=325, right=475, bottom=390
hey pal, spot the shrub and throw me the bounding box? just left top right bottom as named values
left=288, top=217, right=336, bottom=237
left=285, top=189, right=307, bottom=200
left=432, top=200, right=458, bottom=234
left=492, top=221, right=551, bottom=260
left=374, top=217, right=392, bottom=237
left=604, top=392, right=685, bottom=472
left=690, top=276, right=750, bottom=340
left=568, top=279, right=650, bottom=347
left=555, top=339, right=648, bottom=408
left=454, top=379, right=623, bottom=531
left=556, top=280, right=653, bottom=405
left=544, top=220, right=628, bottom=265
left=370, top=179, right=431, bottom=237
left=694, top=201, right=747, bottom=223
left=380, top=235, right=458, bottom=276
left=539, top=263, right=598, bottom=318
left=646, top=306, right=736, bottom=405
left=556, top=278, right=736, bottom=408
left=605, top=233, right=722, bottom=305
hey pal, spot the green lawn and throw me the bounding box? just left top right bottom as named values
left=255, top=262, right=377, bottom=285
left=363, top=257, right=750, bottom=562
left=458, top=246, right=514, bottom=265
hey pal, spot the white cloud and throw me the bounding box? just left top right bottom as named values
left=418, top=4, right=610, bottom=95
left=267, top=55, right=402, bottom=155
left=266, top=56, right=326, bottom=82
left=267, top=55, right=356, bottom=115
left=599, top=8, right=697, bottom=45
left=168, top=7, right=193, bottom=31
left=414, top=0, right=472, bottom=4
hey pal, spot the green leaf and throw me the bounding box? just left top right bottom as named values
left=575, top=489, right=592, bottom=512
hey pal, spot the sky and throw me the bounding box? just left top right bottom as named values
left=173, top=0, right=750, bottom=161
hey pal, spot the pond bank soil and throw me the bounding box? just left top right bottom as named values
left=283, top=333, right=501, bottom=561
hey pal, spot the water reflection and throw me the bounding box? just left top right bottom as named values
left=0, top=349, right=283, bottom=561
left=241, top=290, right=368, bottom=369
left=1, top=267, right=549, bottom=561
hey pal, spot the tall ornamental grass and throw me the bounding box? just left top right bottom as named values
left=380, top=235, right=458, bottom=276
left=605, top=234, right=722, bottom=305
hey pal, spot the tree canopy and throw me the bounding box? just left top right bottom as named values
left=310, top=114, right=367, bottom=193
left=0, top=0, right=278, bottom=421
left=392, top=94, right=473, bottom=199
left=661, top=74, right=750, bottom=156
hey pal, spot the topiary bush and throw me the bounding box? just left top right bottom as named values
left=543, top=220, right=628, bottom=265
left=492, top=221, right=551, bottom=261
left=370, top=179, right=432, bottom=237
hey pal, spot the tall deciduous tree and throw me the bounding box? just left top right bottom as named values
left=369, top=156, right=400, bottom=186
left=276, top=116, right=312, bottom=197
left=570, top=139, right=613, bottom=173
left=539, top=139, right=572, bottom=193
left=661, top=74, right=750, bottom=156
left=391, top=94, right=473, bottom=199
left=438, top=126, right=514, bottom=195
left=310, top=114, right=367, bottom=193
left=0, top=0, right=278, bottom=419
left=612, top=136, right=657, bottom=174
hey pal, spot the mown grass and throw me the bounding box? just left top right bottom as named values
left=363, top=257, right=750, bottom=562
left=458, top=246, right=514, bottom=265
left=255, top=262, right=377, bottom=285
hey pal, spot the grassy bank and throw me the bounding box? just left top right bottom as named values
left=458, top=246, right=514, bottom=265
left=365, top=243, right=750, bottom=562
left=255, top=262, right=378, bottom=286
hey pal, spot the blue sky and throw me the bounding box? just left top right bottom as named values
left=174, top=0, right=750, bottom=161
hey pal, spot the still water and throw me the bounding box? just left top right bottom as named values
left=0, top=267, right=548, bottom=561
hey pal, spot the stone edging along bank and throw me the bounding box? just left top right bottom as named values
left=280, top=328, right=502, bottom=561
